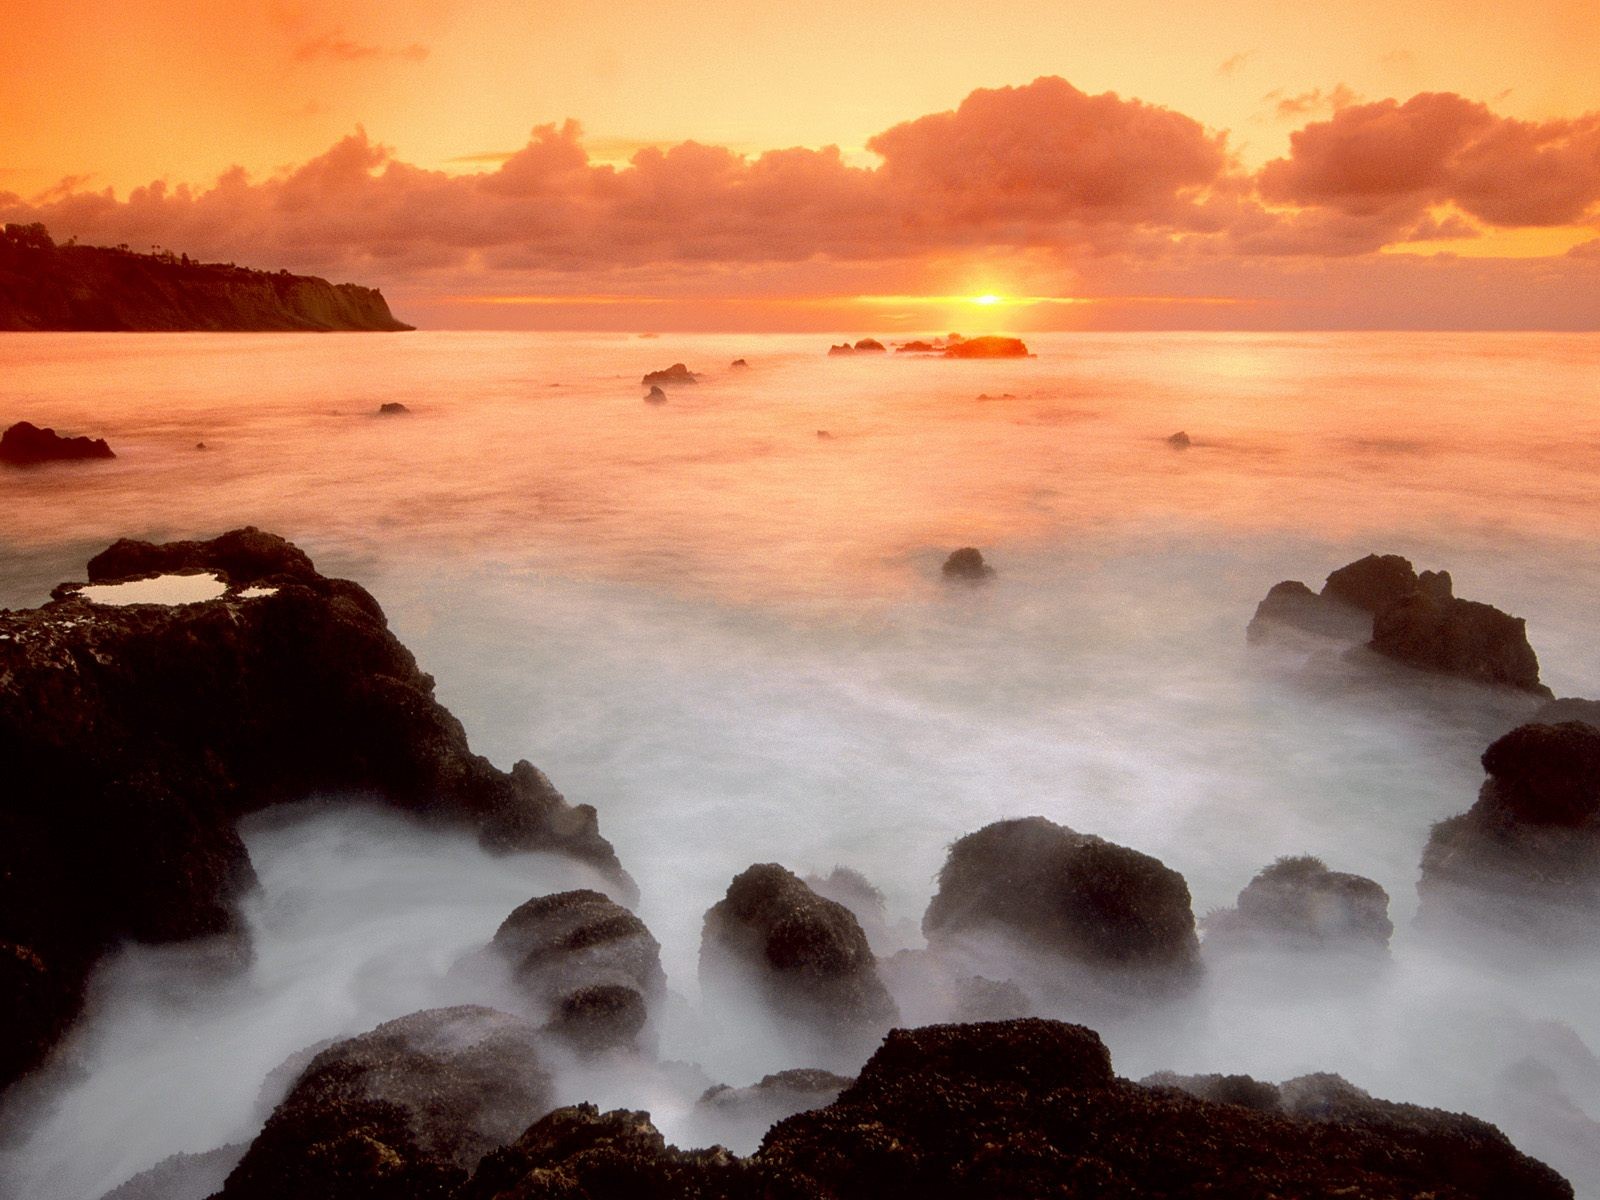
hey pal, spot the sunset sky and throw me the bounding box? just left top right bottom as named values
left=3, top=0, right=1598, bottom=329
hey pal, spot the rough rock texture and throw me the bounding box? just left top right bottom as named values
left=0, top=224, right=411, bottom=331
left=1204, top=855, right=1393, bottom=952
left=923, top=817, right=1201, bottom=988
left=491, top=889, right=664, bottom=1052
left=1419, top=722, right=1600, bottom=936
left=218, top=1007, right=552, bottom=1200
left=443, top=1019, right=1568, bottom=1198
left=1, top=420, right=116, bottom=465
left=1372, top=591, right=1548, bottom=694
left=700, top=864, right=898, bottom=1039
left=940, top=546, right=995, bottom=581
left=943, top=335, right=1029, bottom=358
left=641, top=363, right=696, bottom=386
left=0, top=528, right=626, bottom=1092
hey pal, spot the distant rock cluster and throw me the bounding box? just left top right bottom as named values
left=1, top=420, right=115, bottom=465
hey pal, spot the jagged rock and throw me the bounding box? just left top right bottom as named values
left=1166, top=430, right=1191, bottom=449
left=1, top=420, right=115, bottom=464
left=943, top=335, right=1028, bottom=358
left=940, top=547, right=995, bottom=581
left=1419, top=722, right=1600, bottom=937
left=490, top=889, right=664, bottom=1052
left=852, top=338, right=886, bottom=352
left=700, top=864, right=898, bottom=1041
left=1372, top=590, right=1549, bottom=694
left=0, top=528, right=627, bottom=1093
left=922, top=817, right=1201, bottom=989
left=644, top=384, right=668, bottom=403
left=895, top=340, right=935, bottom=352
left=218, top=1006, right=552, bottom=1200
left=826, top=343, right=853, bottom=356
left=1204, top=855, right=1393, bottom=953
left=376, top=402, right=410, bottom=415
left=1139, top=1070, right=1284, bottom=1111
left=1323, top=553, right=1426, bottom=613
left=642, top=363, right=697, bottom=386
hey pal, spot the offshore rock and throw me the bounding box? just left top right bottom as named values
left=700, top=864, right=898, bottom=1046
left=1246, top=578, right=1370, bottom=643
left=852, top=338, right=886, bottom=352
left=1166, top=430, right=1191, bottom=449
left=923, top=817, right=1201, bottom=990
left=376, top=402, right=410, bottom=415
left=641, top=363, right=697, bottom=386
left=1, top=420, right=116, bottom=465
left=218, top=1006, right=552, bottom=1200
left=1204, top=855, right=1393, bottom=953
left=0, top=527, right=628, bottom=1093
left=940, top=546, right=995, bottom=581
left=1419, top=721, right=1600, bottom=938
left=1372, top=590, right=1548, bottom=694
left=943, top=335, right=1029, bottom=358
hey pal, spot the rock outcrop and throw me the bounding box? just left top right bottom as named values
left=376, top=402, right=410, bottom=415
left=641, top=363, right=697, bottom=386
left=1, top=420, right=116, bottom=465
left=940, top=547, right=995, bottom=581
left=644, top=384, right=668, bottom=403
left=1419, top=721, right=1600, bottom=938
left=943, top=335, right=1029, bottom=358
left=0, top=223, right=411, bottom=331
left=0, top=528, right=627, bottom=1093
left=852, top=338, right=886, bottom=352
left=1166, top=430, right=1191, bottom=449
left=1204, top=855, right=1393, bottom=953
left=218, top=1007, right=552, bottom=1200
left=923, top=817, right=1201, bottom=990
left=490, top=889, right=664, bottom=1053
left=700, top=864, right=898, bottom=1044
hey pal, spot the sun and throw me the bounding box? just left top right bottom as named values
left=973, top=294, right=1002, bottom=306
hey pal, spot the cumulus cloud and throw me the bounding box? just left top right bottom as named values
left=1269, top=84, right=1363, bottom=120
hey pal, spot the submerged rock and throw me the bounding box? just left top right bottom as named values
left=1166, top=430, right=1191, bottom=449
left=219, top=1006, right=552, bottom=1200
left=700, top=864, right=898, bottom=1044
left=923, top=817, right=1201, bottom=990
left=642, top=363, right=697, bottom=386
left=943, top=335, right=1029, bottom=358
left=1204, top=855, right=1393, bottom=953
left=730, top=358, right=749, bottom=368
left=644, top=384, right=668, bottom=403
left=940, top=546, right=995, bottom=581
left=0, top=528, right=628, bottom=1093
left=1419, top=721, right=1600, bottom=938
left=1, top=420, right=115, bottom=465
left=826, top=343, right=853, bottom=356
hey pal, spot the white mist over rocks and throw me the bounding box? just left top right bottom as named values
left=0, top=331, right=1597, bottom=1197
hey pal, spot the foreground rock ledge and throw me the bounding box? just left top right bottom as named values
left=0, top=527, right=629, bottom=1093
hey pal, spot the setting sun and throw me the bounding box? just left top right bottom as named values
left=973, top=294, right=1002, bottom=306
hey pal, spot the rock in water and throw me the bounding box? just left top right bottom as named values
left=826, top=343, right=853, bottom=356
left=1372, top=590, right=1548, bottom=694
left=1246, top=579, right=1371, bottom=643
left=0, top=527, right=628, bottom=1093
left=641, top=363, right=697, bottom=386
left=923, top=817, right=1201, bottom=990
left=1419, top=721, right=1600, bottom=939
left=490, top=889, right=664, bottom=1053
left=644, top=384, right=668, bottom=403
left=942, top=335, right=1029, bottom=358
left=730, top=358, right=749, bottom=368
left=700, top=864, right=898, bottom=1046
left=376, top=401, right=410, bottom=415
left=0, top=420, right=115, bottom=465
left=1166, top=430, right=1191, bottom=449
left=218, top=1007, right=551, bottom=1200
left=941, top=547, right=995, bottom=580
left=1322, top=552, right=1425, bottom=613
left=852, top=338, right=886, bottom=352
left=1204, top=855, right=1393, bottom=953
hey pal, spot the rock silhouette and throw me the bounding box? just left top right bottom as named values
left=1, top=420, right=115, bottom=465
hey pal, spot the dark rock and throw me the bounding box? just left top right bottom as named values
left=1372, top=590, right=1548, bottom=694
left=940, top=547, right=995, bottom=581
left=642, top=363, right=697, bottom=386
left=1, top=420, right=115, bottom=465
left=0, top=528, right=627, bottom=1093
left=1246, top=578, right=1371, bottom=643
left=815, top=429, right=833, bottom=439
left=218, top=1006, right=552, bottom=1200
left=1537, top=696, right=1600, bottom=729
left=1166, top=430, right=1191, bottom=449
left=1139, top=1070, right=1284, bottom=1111
left=895, top=340, right=935, bottom=352
left=490, top=889, right=664, bottom=1052
left=730, top=358, right=749, bottom=368
left=1322, top=553, right=1422, bottom=614
left=826, top=343, right=853, bottom=356
left=644, top=384, right=667, bottom=403
left=376, top=402, right=410, bottom=415
left=195, top=441, right=207, bottom=450
left=1418, top=722, right=1600, bottom=937
left=1204, top=855, right=1393, bottom=953
left=943, top=335, right=1028, bottom=358
left=922, top=817, right=1201, bottom=989
left=852, top=338, right=886, bottom=352
left=700, top=863, right=898, bottom=1041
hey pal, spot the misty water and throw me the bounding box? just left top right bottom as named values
left=1, top=331, right=1598, bottom=1198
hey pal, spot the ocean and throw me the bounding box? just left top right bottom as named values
left=2, top=330, right=1598, bottom=1197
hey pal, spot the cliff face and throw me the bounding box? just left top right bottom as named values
left=0, top=225, right=412, bottom=331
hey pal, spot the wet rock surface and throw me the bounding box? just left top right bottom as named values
left=218, top=1006, right=552, bottom=1200
left=923, top=817, right=1201, bottom=989
left=0, top=528, right=627, bottom=1092
left=1204, top=855, right=1393, bottom=953
left=1, top=419, right=116, bottom=464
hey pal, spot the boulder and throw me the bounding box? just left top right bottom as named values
left=1372, top=591, right=1549, bottom=694
left=1418, top=722, right=1600, bottom=937
left=0, top=528, right=628, bottom=1093
left=376, top=402, right=409, bottom=415
left=644, top=384, right=668, bottom=403
left=1204, top=855, right=1393, bottom=953
left=895, top=340, right=935, bottom=352
left=940, top=547, right=995, bottom=581
left=1, top=420, right=115, bottom=465
left=1166, top=430, right=1191, bottom=449
left=700, top=864, right=898, bottom=1040
left=490, top=889, right=664, bottom=1052
left=943, top=335, right=1028, bottom=358
left=826, top=344, right=853, bottom=356
left=218, top=1006, right=552, bottom=1200
left=852, top=338, right=886, bottom=353
left=641, top=363, right=697, bottom=386
left=730, top=358, right=749, bottom=368
left=1322, top=552, right=1425, bottom=614
left=922, top=817, right=1201, bottom=989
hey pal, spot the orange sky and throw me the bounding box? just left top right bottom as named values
left=3, top=0, right=1598, bottom=329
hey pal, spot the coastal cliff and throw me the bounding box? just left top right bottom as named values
left=0, top=223, right=412, bottom=331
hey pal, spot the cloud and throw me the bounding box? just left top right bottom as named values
left=292, top=34, right=428, bottom=63
left=1269, top=84, right=1362, bottom=120
left=1218, top=52, right=1254, bottom=77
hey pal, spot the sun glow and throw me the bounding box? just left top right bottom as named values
left=973, top=294, right=1002, bottom=306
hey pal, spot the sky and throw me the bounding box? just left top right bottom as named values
left=2, top=0, right=1598, bottom=330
